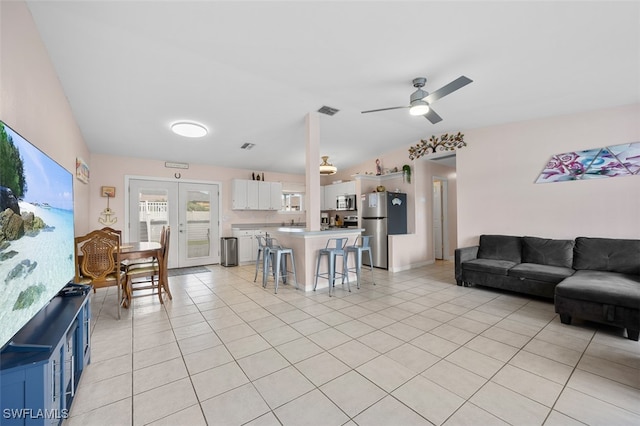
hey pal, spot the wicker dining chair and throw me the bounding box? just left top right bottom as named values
left=74, top=229, right=125, bottom=319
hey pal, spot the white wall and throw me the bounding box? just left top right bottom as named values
left=457, top=104, right=640, bottom=247
left=0, top=1, right=91, bottom=234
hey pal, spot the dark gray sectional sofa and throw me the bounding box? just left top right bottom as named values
left=455, top=235, right=640, bottom=341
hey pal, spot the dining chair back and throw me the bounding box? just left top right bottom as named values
left=75, top=229, right=124, bottom=318
left=124, top=226, right=172, bottom=305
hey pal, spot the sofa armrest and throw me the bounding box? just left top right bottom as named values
left=455, top=246, right=479, bottom=285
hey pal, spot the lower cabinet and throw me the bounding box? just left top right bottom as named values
left=232, top=229, right=267, bottom=264
left=1, top=287, right=91, bottom=426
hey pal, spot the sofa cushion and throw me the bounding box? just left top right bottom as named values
left=573, top=237, right=640, bottom=275
left=509, top=263, right=575, bottom=284
left=522, top=236, right=574, bottom=268
left=555, top=270, right=640, bottom=309
left=462, top=258, right=518, bottom=276
left=477, top=235, right=522, bottom=263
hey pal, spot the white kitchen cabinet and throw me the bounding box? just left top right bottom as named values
left=231, top=179, right=249, bottom=210
left=233, top=229, right=257, bottom=263
left=258, top=181, right=282, bottom=210
left=336, top=180, right=356, bottom=195
left=322, top=181, right=356, bottom=210
left=258, top=182, right=271, bottom=210
left=232, top=179, right=282, bottom=210
left=320, top=186, right=325, bottom=211
left=324, top=184, right=338, bottom=210
left=270, top=182, right=283, bottom=210
left=247, top=181, right=260, bottom=209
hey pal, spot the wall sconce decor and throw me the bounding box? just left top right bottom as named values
left=408, top=132, right=466, bottom=160
left=536, top=142, right=640, bottom=183
left=99, top=186, right=117, bottom=225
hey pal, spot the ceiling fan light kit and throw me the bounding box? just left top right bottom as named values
left=362, top=75, right=472, bottom=124
left=319, top=156, right=337, bottom=175
left=409, top=100, right=430, bottom=116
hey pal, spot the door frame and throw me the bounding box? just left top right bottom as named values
left=124, top=175, right=223, bottom=266
left=432, top=176, right=450, bottom=260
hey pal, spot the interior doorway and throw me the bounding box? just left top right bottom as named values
left=432, top=177, right=449, bottom=260
left=126, top=178, right=221, bottom=268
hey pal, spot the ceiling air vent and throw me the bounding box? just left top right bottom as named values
left=318, top=106, right=339, bottom=116
left=241, top=142, right=255, bottom=150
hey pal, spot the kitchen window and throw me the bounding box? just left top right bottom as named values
left=281, top=192, right=304, bottom=212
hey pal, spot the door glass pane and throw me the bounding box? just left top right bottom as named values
left=138, top=189, right=169, bottom=243
left=186, top=190, right=211, bottom=258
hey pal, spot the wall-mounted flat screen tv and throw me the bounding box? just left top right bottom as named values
left=0, top=121, right=75, bottom=350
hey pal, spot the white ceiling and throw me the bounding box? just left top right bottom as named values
left=26, top=1, right=639, bottom=175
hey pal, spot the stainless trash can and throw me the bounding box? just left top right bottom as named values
left=220, top=237, right=238, bottom=267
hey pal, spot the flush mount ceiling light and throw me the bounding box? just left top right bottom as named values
left=319, top=156, right=337, bottom=175
left=409, top=100, right=430, bottom=116
left=171, top=121, right=208, bottom=138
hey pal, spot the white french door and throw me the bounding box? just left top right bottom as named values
left=127, top=178, right=220, bottom=268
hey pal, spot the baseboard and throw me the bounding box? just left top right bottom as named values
left=389, top=259, right=434, bottom=273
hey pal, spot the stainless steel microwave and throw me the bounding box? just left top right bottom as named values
left=336, top=194, right=357, bottom=211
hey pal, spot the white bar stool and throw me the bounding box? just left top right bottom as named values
left=313, top=237, right=349, bottom=296
left=345, top=235, right=375, bottom=289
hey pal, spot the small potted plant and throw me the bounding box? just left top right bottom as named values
left=402, top=164, right=411, bottom=183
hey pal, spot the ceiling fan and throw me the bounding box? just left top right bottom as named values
left=361, top=76, right=473, bottom=124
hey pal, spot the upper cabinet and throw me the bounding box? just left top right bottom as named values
left=322, top=181, right=356, bottom=210
left=232, top=179, right=282, bottom=210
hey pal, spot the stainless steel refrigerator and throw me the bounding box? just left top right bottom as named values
left=361, top=192, right=407, bottom=269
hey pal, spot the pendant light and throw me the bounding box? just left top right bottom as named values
left=319, top=156, right=337, bottom=175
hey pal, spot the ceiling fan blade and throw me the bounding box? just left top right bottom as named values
left=423, top=76, right=473, bottom=104
left=361, top=106, right=408, bottom=114
left=424, top=108, right=443, bottom=124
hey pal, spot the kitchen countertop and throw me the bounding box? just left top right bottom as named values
left=257, top=227, right=364, bottom=292
left=231, top=223, right=306, bottom=230
left=268, top=227, right=364, bottom=237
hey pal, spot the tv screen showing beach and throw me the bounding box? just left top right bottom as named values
left=0, top=121, right=75, bottom=349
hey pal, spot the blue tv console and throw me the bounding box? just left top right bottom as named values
left=1, top=285, right=91, bottom=425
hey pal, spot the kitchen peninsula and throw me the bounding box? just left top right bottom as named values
left=263, top=227, right=364, bottom=292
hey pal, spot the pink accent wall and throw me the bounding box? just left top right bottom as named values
left=0, top=1, right=91, bottom=234
left=328, top=146, right=457, bottom=270
left=457, top=104, right=640, bottom=247
left=89, top=153, right=304, bottom=238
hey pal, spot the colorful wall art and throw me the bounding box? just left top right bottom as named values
left=536, top=142, right=640, bottom=183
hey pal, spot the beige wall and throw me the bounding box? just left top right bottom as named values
left=457, top=104, right=640, bottom=247
left=0, top=1, right=91, bottom=233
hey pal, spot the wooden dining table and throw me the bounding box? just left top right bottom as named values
left=120, top=241, right=167, bottom=307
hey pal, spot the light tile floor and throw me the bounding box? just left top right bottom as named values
left=65, top=261, right=640, bottom=426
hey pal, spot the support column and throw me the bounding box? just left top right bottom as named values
left=305, top=113, right=321, bottom=231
